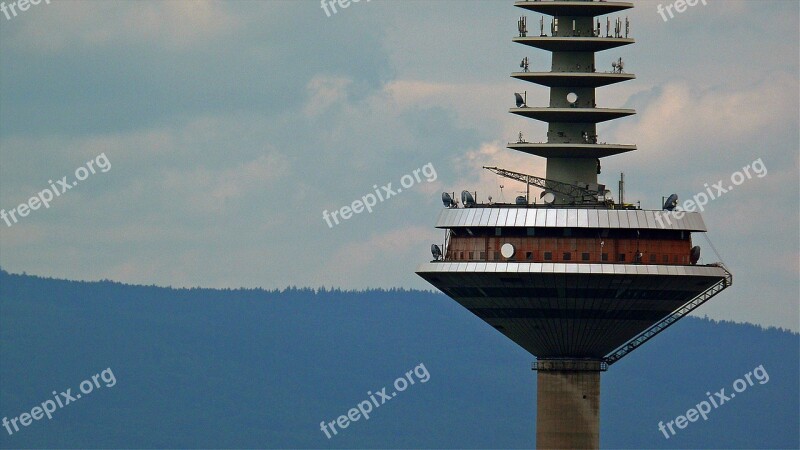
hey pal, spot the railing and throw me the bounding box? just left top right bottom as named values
left=532, top=359, right=608, bottom=372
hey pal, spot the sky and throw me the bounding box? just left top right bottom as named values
left=0, top=0, right=798, bottom=331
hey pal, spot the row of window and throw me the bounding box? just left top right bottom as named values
left=452, top=251, right=689, bottom=264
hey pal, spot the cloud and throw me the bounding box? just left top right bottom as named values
left=619, top=76, right=792, bottom=152
left=304, top=76, right=353, bottom=117
left=317, top=225, right=435, bottom=289
left=161, top=153, right=290, bottom=215
left=610, top=73, right=797, bottom=181
left=384, top=79, right=535, bottom=136
left=5, top=0, right=239, bottom=53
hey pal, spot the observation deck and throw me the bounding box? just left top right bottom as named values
left=417, top=206, right=730, bottom=359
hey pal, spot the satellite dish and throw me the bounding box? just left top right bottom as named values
left=516, top=195, right=527, bottom=205
left=431, top=244, right=442, bottom=261
left=442, top=192, right=455, bottom=208
left=566, top=92, right=578, bottom=104
left=514, top=93, right=526, bottom=108
left=542, top=192, right=556, bottom=204
left=461, top=190, right=476, bottom=207
left=501, top=243, right=515, bottom=259
left=663, top=194, right=679, bottom=211
left=690, top=246, right=701, bottom=265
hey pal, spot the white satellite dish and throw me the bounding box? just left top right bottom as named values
left=567, top=92, right=578, bottom=104
left=542, top=192, right=556, bottom=204
left=501, top=243, right=515, bottom=259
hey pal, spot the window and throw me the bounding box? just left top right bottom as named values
left=602, top=253, right=608, bottom=261
left=649, top=254, right=656, bottom=263
left=582, top=252, right=590, bottom=261
left=469, top=252, right=474, bottom=260
left=526, top=252, right=533, bottom=260
left=563, top=252, right=572, bottom=261
left=618, top=253, right=626, bottom=262
left=544, top=252, right=553, bottom=261
left=480, top=252, right=486, bottom=260
left=663, top=255, right=669, bottom=263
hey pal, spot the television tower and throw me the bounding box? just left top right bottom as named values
left=417, top=1, right=732, bottom=448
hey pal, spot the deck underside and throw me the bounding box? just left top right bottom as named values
left=417, top=263, right=727, bottom=358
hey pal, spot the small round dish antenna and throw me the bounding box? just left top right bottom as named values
left=461, top=190, right=476, bottom=207
left=431, top=244, right=442, bottom=261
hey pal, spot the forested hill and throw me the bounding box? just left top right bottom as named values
left=1, top=269, right=797, bottom=449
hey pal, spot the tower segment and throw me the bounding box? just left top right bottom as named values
left=511, top=0, right=636, bottom=204
left=417, top=1, right=732, bottom=448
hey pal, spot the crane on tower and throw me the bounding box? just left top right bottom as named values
left=483, top=166, right=613, bottom=206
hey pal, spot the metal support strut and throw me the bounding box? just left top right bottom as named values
left=602, top=265, right=733, bottom=366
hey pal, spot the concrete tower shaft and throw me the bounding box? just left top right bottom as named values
left=537, top=368, right=600, bottom=448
